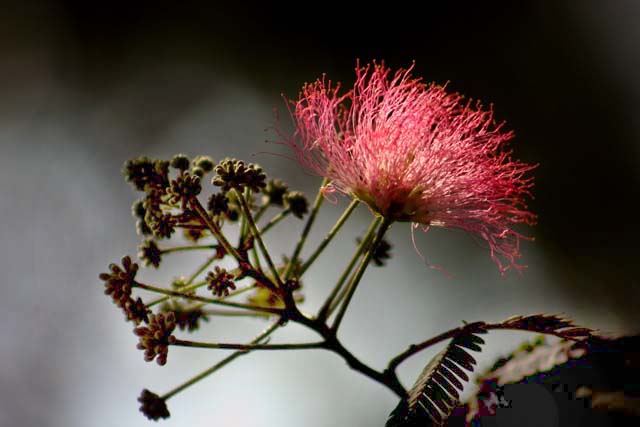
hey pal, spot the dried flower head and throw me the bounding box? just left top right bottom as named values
left=138, top=240, right=162, bottom=268
left=124, top=297, right=150, bottom=325
left=138, top=389, right=170, bottom=421
left=192, top=155, right=215, bottom=173
left=161, top=301, right=209, bottom=332
left=286, top=62, right=536, bottom=273
left=263, top=179, right=289, bottom=206
left=147, top=212, right=177, bottom=239
left=206, top=266, right=236, bottom=297
left=134, top=313, right=177, bottom=366
left=212, top=158, right=266, bottom=193
left=170, top=153, right=190, bottom=171
left=99, top=256, right=138, bottom=307
left=284, top=191, right=309, bottom=219
left=123, top=157, right=169, bottom=192
left=207, top=193, right=230, bottom=216
left=166, top=173, right=201, bottom=208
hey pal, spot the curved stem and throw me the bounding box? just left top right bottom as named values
left=301, top=199, right=359, bottom=276
left=283, top=177, right=329, bottom=280
left=290, top=310, right=407, bottom=399
left=331, top=216, right=391, bottom=332
left=162, top=321, right=280, bottom=400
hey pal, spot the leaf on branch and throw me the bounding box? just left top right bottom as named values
left=494, top=313, right=595, bottom=341
left=461, top=333, right=640, bottom=426
left=387, top=324, right=487, bottom=427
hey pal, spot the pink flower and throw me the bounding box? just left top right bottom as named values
left=284, top=62, right=536, bottom=274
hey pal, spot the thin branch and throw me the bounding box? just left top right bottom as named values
left=147, top=253, right=217, bottom=308
left=160, top=244, right=219, bottom=254
left=201, top=308, right=272, bottom=318
left=161, top=321, right=281, bottom=400
left=260, top=209, right=291, bottom=235
left=189, top=197, right=244, bottom=262
left=135, top=281, right=283, bottom=314
left=172, top=339, right=325, bottom=351
left=236, top=189, right=284, bottom=289
left=386, top=316, right=591, bottom=374
left=317, top=214, right=377, bottom=321
left=283, top=177, right=329, bottom=280
left=301, top=199, right=359, bottom=276
left=331, top=216, right=390, bottom=332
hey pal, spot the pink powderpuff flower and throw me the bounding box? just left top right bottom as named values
left=283, top=62, right=537, bottom=274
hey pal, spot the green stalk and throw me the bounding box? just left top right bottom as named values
left=317, top=216, right=378, bottom=321
left=172, top=339, right=324, bottom=351
left=260, top=209, right=291, bottom=235
left=201, top=308, right=271, bottom=318
left=283, top=177, right=329, bottom=280
left=301, top=199, right=359, bottom=276
left=162, top=321, right=280, bottom=400
left=160, top=244, right=219, bottom=254
left=190, top=198, right=244, bottom=262
left=146, top=253, right=218, bottom=308
left=135, top=282, right=282, bottom=314
left=331, top=217, right=392, bottom=332
left=236, top=190, right=284, bottom=288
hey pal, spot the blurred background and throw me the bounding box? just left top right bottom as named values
left=1, top=1, right=638, bottom=426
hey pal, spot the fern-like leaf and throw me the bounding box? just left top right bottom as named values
left=462, top=333, right=640, bottom=425
left=493, top=313, right=594, bottom=341
left=387, top=324, right=487, bottom=426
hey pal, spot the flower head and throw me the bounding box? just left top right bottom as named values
left=285, top=62, right=536, bottom=273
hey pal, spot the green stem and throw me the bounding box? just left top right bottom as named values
left=160, top=244, right=219, bottom=254
left=135, top=282, right=282, bottom=314
left=172, top=339, right=324, bottom=351
left=317, top=216, right=378, bottom=321
left=238, top=187, right=251, bottom=246
left=236, top=190, right=284, bottom=289
left=253, top=203, right=269, bottom=224
left=201, top=308, right=271, bottom=318
left=190, top=197, right=244, bottom=262
left=301, top=199, right=359, bottom=276
left=260, top=209, right=291, bottom=235
left=283, top=177, right=329, bottom=280
left=146, top=252, right=218, bottom=308
left=331, top=216, right=392, bottom=332
left=162, top=321, right=280, bottom=400
left=147, top=280, right=204, bottom=308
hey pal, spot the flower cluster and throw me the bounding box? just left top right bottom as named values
left=212, top=158, right=266, bottom=193
left=162, top=301, right=209, bottom=332
left=286, top=63, right=536, bottom=273
left=99, top=256, right=149, bottom=324
left=206, top=266, right=237, bottom=297
left=134, top=313, right=177, bottom=366
left=138, top=389, right=170, bottom=421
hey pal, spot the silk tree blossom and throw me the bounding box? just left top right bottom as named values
left=284, top=63, right=537, bottom=274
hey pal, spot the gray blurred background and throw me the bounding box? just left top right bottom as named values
left=1, top=1, right=638, bottom=426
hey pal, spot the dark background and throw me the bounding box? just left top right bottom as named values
left=1, top=1, right=638, bottom=426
